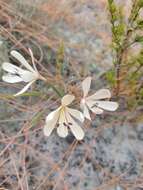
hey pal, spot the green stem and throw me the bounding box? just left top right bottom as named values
left=41, top=77, right=64, bottom=97
left=49, top=84, right=64, bottom=97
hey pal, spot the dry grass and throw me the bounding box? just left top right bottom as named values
left=0, top=1, right=143, bottom=190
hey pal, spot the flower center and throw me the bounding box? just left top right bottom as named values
left=57, top=107, right=73, bottom=128
left=81, top=98, right=86, bottom=104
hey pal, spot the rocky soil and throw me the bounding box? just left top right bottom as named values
left=0, top=1, right=143, bottom=190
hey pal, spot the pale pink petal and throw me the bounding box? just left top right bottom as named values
left=87, top=89, right=111, bottom=100
left=2, top=74, right=22, bottom=83
left=11, top=50, right=35, bottom=72
left=82, top=77, right=92, bottom=97
left=66, top=113, right=84, bottom=140
left=57, top=124, right=68, bottom=138
left=44, top=108, right=60, bottom=136
left=66, top=107, right=84, bottom=122
left=61, top=94, right=75, bottom=106
left=14, top=80, right=35, bottom=96
left=95, top=101, right=119, bottom=111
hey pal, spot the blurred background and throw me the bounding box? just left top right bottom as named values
left=0, top=0, right=143, bottom=190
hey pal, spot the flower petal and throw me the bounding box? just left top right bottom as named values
left=11, top=50, right=35, bottom=73
left=87, top=89, right=111, bottom=100
left=61, top=94, right=75, bottom=106
left=82, top=77, right=92, bottom=97
left=66, top=113, right=84, bottom=140
left=14, top=80, right=35, bottom=96
left=81, top=100, right=91, bottom=120
left=2, top=74, right=22, bottom=83
left=90, top=107, right=103, bottom=114
left=85, top=99, right=104, bottom=115
left=83, top=104, right=91, bottom=120
left=2, top=62, right=24, bottom=74
left=66, top=107, right=84, bottom=122
left=20, top=70, right=37, bottom=82
left=46, top=107, right=61, bottom=122
left=58, top=108, right=66, bottom=124
left=44, top=108, right=60, bottom=136
left=95, top=101, right=119, bottom=111
left=28, top=48, right=38, bottom=72
left=57, top=124, right=68, bottom=138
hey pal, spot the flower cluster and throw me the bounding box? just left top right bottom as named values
left=2, top=50, right=119, bottom=140
left=2, top=49, right=46, bottom=96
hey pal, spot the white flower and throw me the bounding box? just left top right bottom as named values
left=81, top=77, right=119, bottom=120
left=44, top=94, right=85, bottom=140
left=2, top=49, right=46, bottom=96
